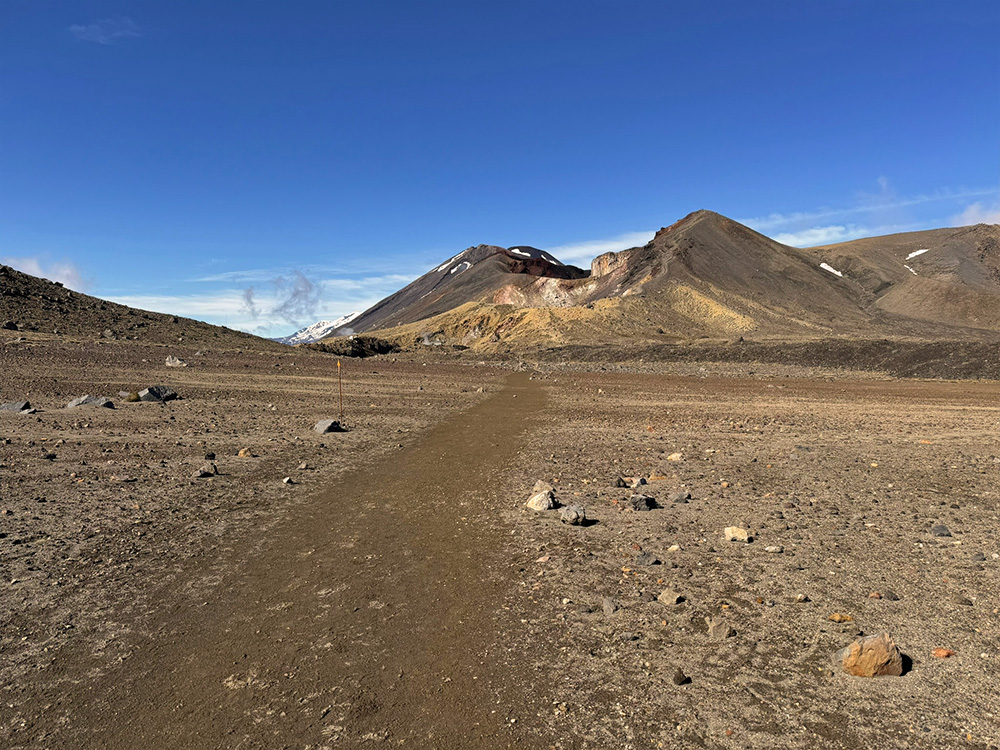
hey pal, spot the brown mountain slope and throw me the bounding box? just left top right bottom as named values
left=812, top=223, right=1000, bottom=331
left=333, top=211, right=1000, bottom=353
left=0, top=264, right=285, bottom=351
left=351, top=244, right=586, bottom=334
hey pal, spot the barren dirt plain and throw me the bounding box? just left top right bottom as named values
left=2, top=334, right=999, bottom=749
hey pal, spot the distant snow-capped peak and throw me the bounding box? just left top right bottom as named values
left=274, top=311, right=361, bottom=344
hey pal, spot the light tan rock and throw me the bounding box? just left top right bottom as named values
left=838, top=632, right=903, bottom=677
left=705, top=616, right=735, bottom=640
left=724, top=526, right=751, bottom=543
left=658, top=589, right=683, bottom=605
left=526, top=490, right=556, bottom=511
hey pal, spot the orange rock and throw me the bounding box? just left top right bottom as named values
left=839, top=632, right=904, bottom=677
left=828, top=612, right=854, bottom=623
left=931, top=648, right=955, bottom=658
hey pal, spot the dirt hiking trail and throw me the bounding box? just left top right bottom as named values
left=38, top=372, right=552, bottom=749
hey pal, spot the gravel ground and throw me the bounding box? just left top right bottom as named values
left=503, top=370, right=1000, bottom=749
left=2, top=335, right=999, bottom=749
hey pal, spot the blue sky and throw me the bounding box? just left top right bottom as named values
left=2, top=1, right=998, bottom=336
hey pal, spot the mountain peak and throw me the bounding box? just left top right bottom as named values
left=274, top=312, right=361, bottom=345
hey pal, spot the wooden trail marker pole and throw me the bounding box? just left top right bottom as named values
left=338, top=360, right=343, bottom=421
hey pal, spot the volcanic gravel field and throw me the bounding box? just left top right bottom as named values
left=505, top=369, right=1000, bottom=749
left=2, top=335, right=999, bottom=749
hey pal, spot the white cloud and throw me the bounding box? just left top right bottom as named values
left=544, top=230, right=655, bottom=265
left=194, top=268, right=286, bottom=283
left=771, top=225, right=867, bottom=247
left=106, top=272, right=416, bottom=337
left=954, top=200, right=1000, bottom=226
left=743, top=186, right=997, bottom=231
left=773, top=222, right=928, bottom=247
left=70, top=16, right=140, bottom=44
left=1, top=255, right=89, bottom=291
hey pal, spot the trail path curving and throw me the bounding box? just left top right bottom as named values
left=46, top=372, right=551, bottom=749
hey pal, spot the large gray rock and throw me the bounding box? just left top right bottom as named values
left=139, top=385, right=178, bottom=402
left=314, top=419, right=344, bottom=434
left=559, top=505, right=586, bottom=525
left=67, top=395, right=114, bottom=409
left=0, top=400, right=30, bottom=412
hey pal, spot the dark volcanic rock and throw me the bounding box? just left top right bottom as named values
left=139, top=386, right=178, bottom=403
left=625, top=494, right=656, bottom=511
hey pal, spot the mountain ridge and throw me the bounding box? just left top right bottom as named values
left=328, top=210, right=1000, bottom=352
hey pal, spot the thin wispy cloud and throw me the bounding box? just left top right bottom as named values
left=742, top=181, right=1000, bottom=247
left=743, top=186, right=997, bottom=231
left=70, top=16, right=140, bottom=45
left=544, top=230, right=655, bottom=265
left=1, top=255, right=89, bottom=291
left=771, top=222, right=925, bottom=248
left=954, top=200, right=1000, bottom=226
left=771, top=225, right=866, bottom=247
left=194, top=268, right=291, bottom=284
